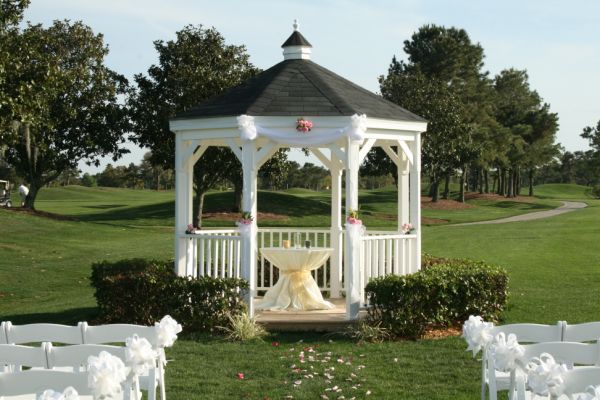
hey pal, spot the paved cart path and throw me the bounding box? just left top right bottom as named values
left=454, top=201, right=587, bottom=226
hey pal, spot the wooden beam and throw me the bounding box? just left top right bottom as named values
left=381, top=145, right=401, bottom=167
left=189, top=144, right=207, bottom=167
left=397, top=140, right=414, bottom=165
left=329, top=145, right=347, bottom=168
left=179, top=140, right=200, bottom=169
left=358, top=138, right=376, bottom=163
left=310, top=148, right=332, bottom=170
left=256, top=144, right=280, bottom=169
left=255, top=142, right=276, bottom=168
left=226, top=139, right=242, bottom=162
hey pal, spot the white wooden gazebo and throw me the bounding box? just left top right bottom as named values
left=169, top=22, right=427, bottom=320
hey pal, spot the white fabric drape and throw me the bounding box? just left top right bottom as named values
left=237, top=114, right=367, bottom=146
left=256, top=247, right=334, bottom=311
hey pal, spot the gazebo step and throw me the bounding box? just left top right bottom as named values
left=253, top=298, right=367, bottom=332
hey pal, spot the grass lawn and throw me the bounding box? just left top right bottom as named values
left=0, top=183, right=597, bottom=399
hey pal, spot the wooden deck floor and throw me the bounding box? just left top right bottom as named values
left=254, top=298, right=367, bottom=332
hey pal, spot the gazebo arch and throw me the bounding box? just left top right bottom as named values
left=169, top=22, right=427, bottom=320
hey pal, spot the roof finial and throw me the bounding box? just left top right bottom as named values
left=293, top=19, right=299, bottom=31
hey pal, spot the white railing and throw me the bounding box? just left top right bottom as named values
left=360, top=232, right=417, bottom=304
left=257, top=228, right=332, bottom=292
left=180, top=229, right=241, bottom=279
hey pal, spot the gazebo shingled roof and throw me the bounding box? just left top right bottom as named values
left=173, top=46, right=425, bottom=122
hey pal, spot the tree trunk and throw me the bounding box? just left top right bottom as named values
left=233, top=181, right=243, bottom=213
left=430, top=178, right=440, bottom=202
left=458, top=168, right=466, bottom=203
left=515, top=169, right=521, bottom=196
left=528, top=168, right=534, bottom=196
left=484, top=170, right=489, bottom=193
left=497, top=168, right=504, bottom=195
left=507, top=169, right=514, bottom=198
left=193, top=191, right=206, bottom=228
left=23, top=183, right=39, bottom=209
left=442, top=175, right=450, bottom=199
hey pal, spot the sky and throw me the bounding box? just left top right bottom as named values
left=23, top=0, right=600, bottom=173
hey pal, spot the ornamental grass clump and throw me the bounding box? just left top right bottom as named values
left=342, top=320, right=391, bottom=344
left=220, top=312, right=267, bottom=342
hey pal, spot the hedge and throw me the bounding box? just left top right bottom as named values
left=365, top=258, right=509, bottom=339
left=90, top=258, right=248, bottom=333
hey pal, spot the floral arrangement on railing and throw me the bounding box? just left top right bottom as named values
left=186, top=224, right=199, bottom=234
left=401, top=222, right=414, bottom=234
left=296, top=117, right=313, bottom=133
left=236, top=212, right=254, bottom=236
left=346, top=209, right=362, bottom=225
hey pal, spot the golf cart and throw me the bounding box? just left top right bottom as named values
left=0, top=180, right=11, bottom=207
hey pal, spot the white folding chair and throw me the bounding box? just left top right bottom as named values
left=511, top=341, right=600, bottom=399
left=515, top=366, right=600, bottom=400
left=4, top=322, right=84, bottom=345
left=483, top=322, right=565, bottom=400
left=563, top=322, right=600, bottom=343
left=82, top=323, right=162, bottom=400
left=0, top=370, right=92, bottom=399
left=46, top=343, right=136, bottom=400
left=0, top=343, right=48, bottom=372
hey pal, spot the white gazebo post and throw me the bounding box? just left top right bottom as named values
left=345, top=138, right=361, bottom=320
left=329, top=153, right=343, bottom=298
left=241, top=140, right=258, bottom=317
left=174, top=138, right=194, bottom=276
left=409, top=134, right=422, bottom=272
left=398, top=149, right=410, bottom=232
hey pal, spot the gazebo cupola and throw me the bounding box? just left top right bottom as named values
left=169, top=21, right=427, bottom=320
left=282, top=19, right=312, bottom=60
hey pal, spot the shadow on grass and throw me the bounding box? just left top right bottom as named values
left=3, top=307, right=98, bottom=325
left=488, top=201, right=551, bottom=210
left=74, top=200, right=175, bottom=223
left=82, top=204, right=128, bottom=210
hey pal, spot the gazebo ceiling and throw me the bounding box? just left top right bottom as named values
left=173, top=24, right=425, bottom=123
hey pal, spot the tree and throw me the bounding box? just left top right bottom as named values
left=129, top=25, right=261, bottom=226
left=581, top=120, right=600, bottom=151
left=1, top=20, right=130, bottom=208
left=0, top=0, right=29, bottom=31
left=378, top=61, right=472, bottom=201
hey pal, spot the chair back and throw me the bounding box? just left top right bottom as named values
left=560, top=366, right=600, bottom=398
left=0, top=343, right=48, bottom=370
left=521, top=341, right=600, bottom=366
left=0, top=369, right=91, bottom=397
left=47, top=343, right=128, bottom=371
left=491, top=322, right=564, bottom=343
left=82, top=323, right=158, bottom=347
left=563, top=322, right=600, bottom=342
left=0, top=322, right=7, bottom=344
left=5, top=322, right=84, bottom=344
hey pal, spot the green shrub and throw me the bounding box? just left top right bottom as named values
left=365, top=259, right=508, bottom=339
left=592, top=185, right=600, bottom=199
left=91, top=258, right=248, bottom=333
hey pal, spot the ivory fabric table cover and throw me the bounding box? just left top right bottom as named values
left=256, top=247, right=335, bottom=311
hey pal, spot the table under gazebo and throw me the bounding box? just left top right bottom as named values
left=169, top=21, right=427, bottom=320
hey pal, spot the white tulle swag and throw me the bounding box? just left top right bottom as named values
left=87, top=351, right=127, bottom=398
left=38, top=387, right=79, bottom=400
left=237, top=115, right=258, bottom=141
left=462, top=315, right=494, bottom=357
left=347, top=113, right=367, bottom=141
left=575, top=385, right=600, bottom=400
left=126, top=334, right=158, bottom=376
left=155, top=315, right=183, bottom=348
left=526, top=353, right=569, bottom=397
left=489, top=332, right=525, bottom=372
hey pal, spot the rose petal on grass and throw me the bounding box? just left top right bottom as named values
left=236, top=372, right=244, bottom=379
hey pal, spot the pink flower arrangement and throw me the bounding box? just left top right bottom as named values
left=237, top=211, right=253, bottom=225
left=401, top=222, right=414, bottom=234
left=346, top=209, right=362, bottom=225
left=186, top=224, right=199, bottom=234
left=296, top=118, right=313, bottom=133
